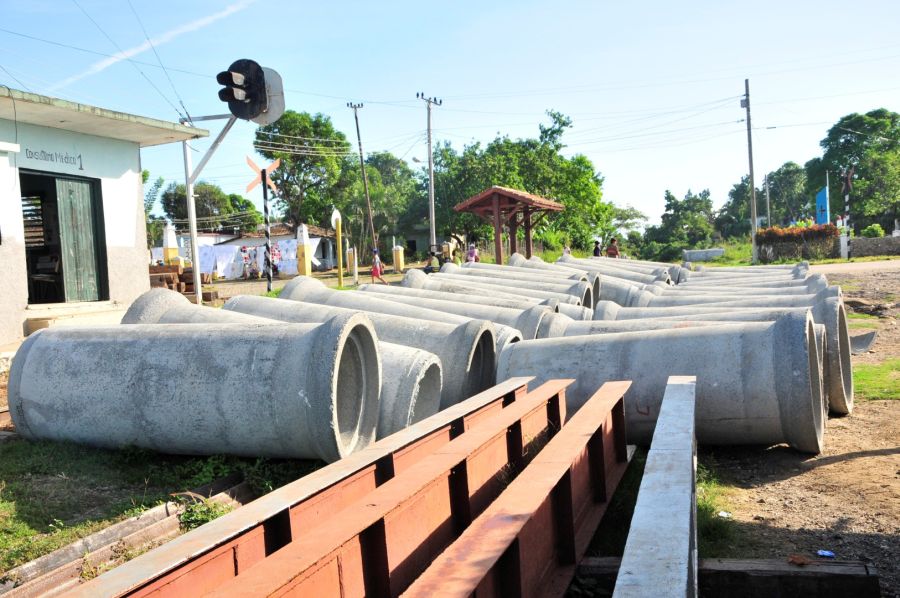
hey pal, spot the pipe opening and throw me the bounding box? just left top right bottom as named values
left=465, top=332, right=496, bottom=399
left=837, top=304, right=853, bottom=411
left=409, top=363, right=442, bottom=425
left=334, top=326, right=378, bottom=454
left=806, top=319, right=824, bottom=448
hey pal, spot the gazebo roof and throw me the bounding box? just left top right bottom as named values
left=453, top=186, right=565, bottom=217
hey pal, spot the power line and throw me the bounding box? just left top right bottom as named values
left=125, top=0, right=191, bottom=120
left=69, top=0, right=185, bottom=119
left=0, top=63, right=31, bottom=92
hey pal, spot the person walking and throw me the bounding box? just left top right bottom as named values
left=371, top=248, right=388, bottom=284
left=592, top=240, right=601, bottom=257
left=465, top=243, right=480, bottom=263
left=605, top=238, right=620, bottom=258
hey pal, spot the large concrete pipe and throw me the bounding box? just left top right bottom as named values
left=678, top=277, right=828, bottom=292
left=497, top=313, right=824, bottom=453
left=585, top=255, right=680, bottom=281
left=279, top=276, right=520, bottom=359
left=558, top=255, right=667, bottom=285
left=458, top=261, right=600, bottom=304
left=224, top=295, right=495, bottom=409
left=122, top=289, right=442, bottom=440
left=593, top=297, right=853, bottom=415
left=657, top=281, right=828, bottom=296
left=690, top=263, right=808, bottom=278
left=361, top=279, right=559, bottom=312
left=610, top=285, right=841, bottom=309
left=9, top=316, right=381, bottom=462
left=356, top=284, right=553, bottom=339
left=439, top=263, right=594, bottom=308
left=405, top=268, right=586, bottom=308
left=583, top=255, right=687, bottom=281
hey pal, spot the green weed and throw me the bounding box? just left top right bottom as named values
left=853, top=359, right=900, bottom=400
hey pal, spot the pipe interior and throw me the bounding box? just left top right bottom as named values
left=807, top=319, right=824, bottom=446
left=335, top=330, right=368, bottom=451
left=465, top=333, right=495, bottom=400
left=837, top=304, right=853, bottom=409
left=410, top=363, right=442, bottom=425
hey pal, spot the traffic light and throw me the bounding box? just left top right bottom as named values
left=216, top=59, right=284, bottom=124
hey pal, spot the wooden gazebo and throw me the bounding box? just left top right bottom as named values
left=453, top=186, right=564, bottom=263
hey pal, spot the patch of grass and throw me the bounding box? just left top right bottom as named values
left=707, top=240, right=753, bottom=267
left=695, top=462, right=735, bottom=557
left=261, top=289, right=281, bottom=298
left=848, top=321, right=880, bottom=330
left=0, top=440, right=321, bottom=574
left=853, top=359, right=900, bottom=400
left=847, top=311, right=878, bottom=320
left=177, top=498, right=234, bottom=531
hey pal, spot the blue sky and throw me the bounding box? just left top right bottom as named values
left=2, top=0, right=899, bottom=225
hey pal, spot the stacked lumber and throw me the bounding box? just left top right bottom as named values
left=148, top=266, right=217, bottom=301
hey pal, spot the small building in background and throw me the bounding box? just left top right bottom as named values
left=0, top=87, right=206, bottom=346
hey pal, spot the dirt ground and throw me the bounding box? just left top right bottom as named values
left=706, top=266, right=900, bottom=597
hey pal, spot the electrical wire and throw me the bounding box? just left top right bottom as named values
left=69, top=0, right=185, bottom=119
left=0, top=63, right=32, bottom=92
left=125, top=0, right=191, bottom=121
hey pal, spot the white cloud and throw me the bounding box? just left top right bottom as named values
left=50, top=0, right=256, bottom=90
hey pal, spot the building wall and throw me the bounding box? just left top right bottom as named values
left=0, top=119, right=149, bottom=345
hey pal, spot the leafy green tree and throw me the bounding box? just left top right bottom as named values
left=161, top=182, right=261, bottom=233
left=853, top=149, right=900, bottom=226
left=762, top=162, right=808, bottom=226
left=255, top=111, right=351, bottom=227
left=142, top=170, right=165, bottom=248
left=644, top=189, right=715, bottom=260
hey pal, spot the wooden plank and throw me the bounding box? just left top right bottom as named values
left=150, top=265, right=183, bottom=275
left=403, top=380, right=632, bottom=598
left=577, top=557, right=881, bottom=598
left=209, top=380, right=572, bottom=598
left=71, top=378, right=532, bottom=598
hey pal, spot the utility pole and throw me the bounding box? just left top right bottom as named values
left=347, top=102, right=377, bottom=252
left=741, top=79, right=758, bottom=263
left=417, top=92, right=442, bottom=251
left=764, top=173, right=771, bottom=227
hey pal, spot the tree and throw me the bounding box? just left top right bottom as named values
left=142, top=169, right=165, bottom=248
left=644, top=189, right=715, bottom=260
left=160, top=182, right=261, bottom=233
left=255, top=111, right=351, bottom=227
left=611, top=205, right=647, bottom=236
left=853, top=148, right=900, bottom=226
left=762, top=162, right=808, bottom=226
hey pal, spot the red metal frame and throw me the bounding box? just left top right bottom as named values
left=209, top=379, right=573, bottom=597
left=402, top=380, right=631, bottom=598
left=72, top=377, right=533, bottom=598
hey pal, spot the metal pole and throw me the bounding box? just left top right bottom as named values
left=181, top=140, right=202, bottom=305
left=426, top=100, right=436, bottom=250
left=765, top=173, right=771, bottom=227
left=742, top=79, right=758, bottom=264
left=262, top=168, right=272, bottom=293
left=336, top=217, right=344, bottom=288
left=348, top=103, right=377, bottom=252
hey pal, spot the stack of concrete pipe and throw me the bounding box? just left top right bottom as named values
left=8, top=291, right=384, bottom=463
left=121, top=289, right=442, bottom=442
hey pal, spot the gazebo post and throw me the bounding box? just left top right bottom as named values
left=509, top=213, right=518, bottom=256
left=524, top=206, right=533, bottom=258
left=492, top=194, right=503, bottom=264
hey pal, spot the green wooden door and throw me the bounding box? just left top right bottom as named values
left=56, top=178, right=101, bottom=302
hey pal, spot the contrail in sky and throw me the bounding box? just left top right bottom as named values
left=51, top=0, right=256, bottom=90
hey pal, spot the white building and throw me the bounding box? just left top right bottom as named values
left=0, top=87, right=206, bottom=346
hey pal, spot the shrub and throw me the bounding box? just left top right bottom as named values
left=861, top=223, right=885, bottom=238
left=756, top=223, right=839, bottom=243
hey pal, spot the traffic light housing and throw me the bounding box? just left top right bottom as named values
left=216, top=59, right=268, bottom=121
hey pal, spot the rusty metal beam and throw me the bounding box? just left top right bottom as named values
left=402, top=380, right=632, bottom=598
left=72, top=377, right=533, bottom=598
left=209, top=379, right=574, bottom=597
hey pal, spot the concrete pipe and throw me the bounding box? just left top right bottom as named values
left=557, top=255, right=667, bottom=285
left=616, top=286, right=841, bottom=309
left=507, top=254, right=602, bottom=301
left=677, top=274, right=828, bottom=291
left=439, top=263, right=594, bottom=308
left=459, top=261, right=599, bottom=305
left=657, top=281, right=828, bottom=296
left=408, top=269, right=584, bottom=306
left=9, top=316, right=381, bottom=462
left=592, top=297, right=853, bottom=415
left=360, top=279, right=559, bottom=312
left=497, top=313, right=824, bottom=453
left=224, top=295, right=495, bottom=409
left=357, top=284, right=552, bottom=339
left=279, top=276, right=520, bottom=360
left=123, top=289, right=442, bottom=440
left=402, top=270, right=592, bottom=320
left=690, top=263, right=808, bottom=278
left=583, top=254, right=686, bottom=281
left=585, top=255, right=678, bottom=280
